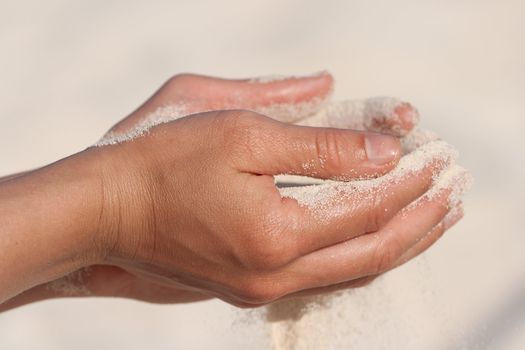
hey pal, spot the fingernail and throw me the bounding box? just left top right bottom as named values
left=364, top=134, right=401, bottom=165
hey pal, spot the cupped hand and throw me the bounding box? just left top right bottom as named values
left=3, top=73, right=460, bottom=310
left=82, top=73, right=462, bottom=308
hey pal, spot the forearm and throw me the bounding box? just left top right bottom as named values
left=0, top=151, right=103, bottom=303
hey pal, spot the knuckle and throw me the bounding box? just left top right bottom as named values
left=221, top=111, right=264, bottom=143
left=218, top=110, right=258, bottom=131
left=214, top=110, right=268, bottom=164
left=314, top=129, right=346, bottom=173
left=371, top=233, right=404, bottom=274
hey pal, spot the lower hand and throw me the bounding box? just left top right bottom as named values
left=1, top=73, right=465, bottom=309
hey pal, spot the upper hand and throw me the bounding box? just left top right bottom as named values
left=3, top=73, right=461, bottom=309
left=81, top=73, right=459, bottom=307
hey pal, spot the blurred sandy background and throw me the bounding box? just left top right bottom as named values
left=1, top=0, right=524, bottom=349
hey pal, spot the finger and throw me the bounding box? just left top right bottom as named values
left=298, top=97, right=420, bottom=137
left=247, top=72, right=333, bottom=123
left=275, top=141, right=458, bottom=257
left=274, top=204, right=463, bottom=306
left=170, top=71, right=333, bottom=114
left=273, top=165, right=472, bottom=294
left=230, top=112, right=402, bottom=179
left=394, top=204, right=464, bottom=267
left=108, top=72, right=334, bottom=136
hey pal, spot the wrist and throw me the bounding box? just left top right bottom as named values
left=0, top=149, right=105, bottom=302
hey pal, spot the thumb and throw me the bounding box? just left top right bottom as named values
left=230, top=112, right=401, bottom=180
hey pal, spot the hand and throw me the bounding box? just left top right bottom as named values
left=85, top=74, right=464, bottom=308
left=0, top=73, right=466, bottom=310
left=1, top=73, right=336, bottom=308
